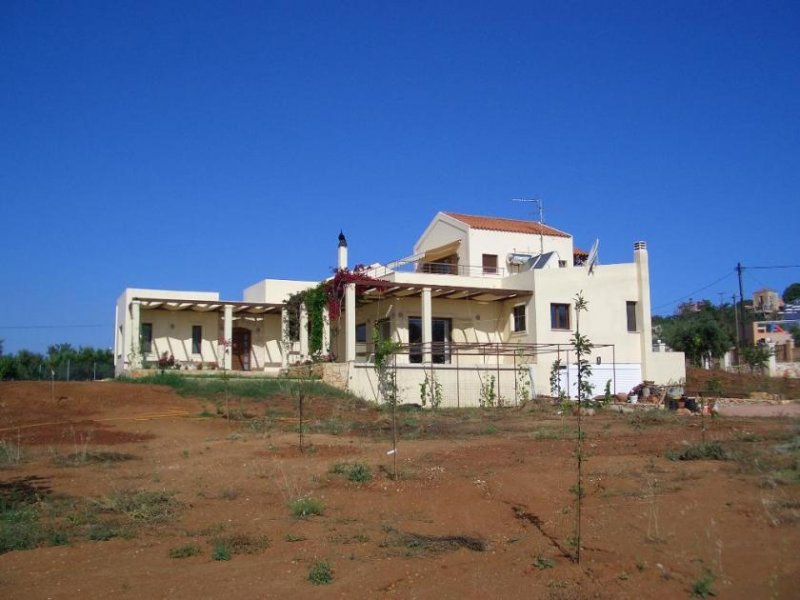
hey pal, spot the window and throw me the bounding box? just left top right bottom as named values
left=550, top=304, right=570, bottom=330
left=140, top=323, right=153, bottom=353
left=408, top=317, right=451, bottom=363
left=626, top=301, right=638, bottom=332
left=558, top=260, right=567, bottom=268
left=482, top=254, right=498, bottom=274
left=513, top=304, right=526, bottom=333
left=192, top=325, right=202, bottom=354
left=356, top=323, right=367, bottom=343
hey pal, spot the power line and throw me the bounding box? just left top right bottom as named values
left=744, top=265, right=800, bottom=270
left=0, top=324, right=109, bottom=330
left=653, top=271, right=735, bottom=310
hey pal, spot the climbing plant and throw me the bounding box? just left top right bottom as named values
left=284, top=267, right=382, bottom=360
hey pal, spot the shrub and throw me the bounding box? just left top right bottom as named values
left=289, top=497, right=324, bottom=519
left=212, top=540, right=231, bottom=561
left=347, top=463, right=372, bottom=483
left=308, top=559, right=333, bottom=585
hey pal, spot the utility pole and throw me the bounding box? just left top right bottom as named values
left=512, top=197, right=545, bottom=255
left=733, top=293, right=741, bottom=366
left=736, top=262, right=746, bottom=348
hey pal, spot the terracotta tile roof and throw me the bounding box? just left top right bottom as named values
left=444, top=212, right=571, bottom=238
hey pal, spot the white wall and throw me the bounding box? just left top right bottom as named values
left=466, top=228, right=574, bottom=271
left=243, top=279, right=316, bottom=304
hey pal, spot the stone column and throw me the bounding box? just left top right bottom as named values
left=130, top=300, right=141, bottom=369
left=345, top=283, right=356, bottom=362
left=422, top=287, right=432, bottom=363
left=223, top=304, right=233, bottom=370
left=299, top=303, right=309, bottom=359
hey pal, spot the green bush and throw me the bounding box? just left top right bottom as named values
left=308, top=559, right=333, bottom=585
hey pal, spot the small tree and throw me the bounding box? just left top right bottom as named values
left=571, top=292, right=593, bottom=564
left=373, top=327, right=401, bottom=478
left=741, top=344, right=772, bottom=374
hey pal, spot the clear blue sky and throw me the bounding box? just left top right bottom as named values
left=1, top=1, right=798, bottom=353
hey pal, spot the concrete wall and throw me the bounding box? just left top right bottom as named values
left=649, top=351, right=687, bottom=385
left=466, top=228, right=574, bottom=271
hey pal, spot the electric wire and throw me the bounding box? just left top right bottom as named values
left=652, top=271, right=735, bottom=311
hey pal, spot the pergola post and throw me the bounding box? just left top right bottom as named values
left=129, top=300, right=141, bottom=369
left=345, top=283, right=356, bottom=362
left=422, top=287, right=432, bottom=363
left=280, top=308, right=289, bottom=368
left=299, top=303, right=309, bottom=359
left=222, top=304, right=233, bottom=370
left=322, top=306, right=331, bottom=357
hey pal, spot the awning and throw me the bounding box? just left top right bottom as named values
left=422, top=240, right=461, bottom=263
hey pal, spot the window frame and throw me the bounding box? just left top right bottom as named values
left=550, top=303, right=571, bottom=330
left=482, top=253, right=498, bottom=275
left=192, top=325, right=203, bottom=354
left=626, top=301, right=638, bottom=332
left=140, top=322, right=153, bottom=354
left=512, top=304, right=527, bottom=333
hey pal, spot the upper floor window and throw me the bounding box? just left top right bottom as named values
left=140, top=323, right=153, bottom=353
left=482, top=254, right=498, bottom=274
left=626, top=301, right=638, bottom=332
left=550, top=303, right=570, bottom=330
left=513, top=304, right=526, bottom=333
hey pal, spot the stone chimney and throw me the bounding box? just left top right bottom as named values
left=337, top=231, right=348, bottom=270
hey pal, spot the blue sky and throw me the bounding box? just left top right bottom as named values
left=1, top=1, right=798, bottom=353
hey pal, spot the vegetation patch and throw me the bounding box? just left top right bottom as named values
left=169, top=543, right=201, bottom=559
left=666, top=442, right=728, bottom=462
left=95, top=489, right=183, bottom=523
left=330, top=462, right=372, bottom=483
left=53, top=451, right=137, bottom=467
left=308, top=559, right=333, bottom=585
left=289, top=497, right=325, bottom=519
left=210, top=533, right=270, bottom=557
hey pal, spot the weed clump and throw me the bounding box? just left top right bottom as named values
left=289, top=497, right=324, bottom=519
left=667, top=442, right=727, bottom=462
left=96, top=489, right=183, bottom=523
left=330, top=462, right=372, bottom=483
left=308, top=559, right=333, bottom=585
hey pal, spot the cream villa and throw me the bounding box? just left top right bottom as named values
left=114, top=212, right=685, bottom=405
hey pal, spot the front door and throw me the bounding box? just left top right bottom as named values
left=231, top=327, right=251, bottom=371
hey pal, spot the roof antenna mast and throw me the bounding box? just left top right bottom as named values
left=512, top=197, right=544, bottom=255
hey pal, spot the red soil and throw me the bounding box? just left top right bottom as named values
left=0, top=381, right=798, bottom=599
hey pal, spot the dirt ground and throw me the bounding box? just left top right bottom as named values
left=1, top=381, right=798, bottom=599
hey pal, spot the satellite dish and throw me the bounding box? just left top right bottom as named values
left=586, top=239, right=599, bottom=275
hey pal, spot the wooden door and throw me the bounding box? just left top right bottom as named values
left=232, top=328, right=251, bottom=371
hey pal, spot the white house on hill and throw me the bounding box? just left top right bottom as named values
left=114, top=211, right=685, bottom=405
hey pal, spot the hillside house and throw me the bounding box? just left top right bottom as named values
left=114, top=212, right=685, bottom=404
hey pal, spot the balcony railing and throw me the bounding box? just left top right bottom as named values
left=365, top=257, right=506, bottom=279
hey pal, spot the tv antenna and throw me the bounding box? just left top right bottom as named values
left=512, top=197, right=544, bottom=255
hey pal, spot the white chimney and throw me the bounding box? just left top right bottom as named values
left=337, top=231, right=348, bottom=270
